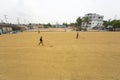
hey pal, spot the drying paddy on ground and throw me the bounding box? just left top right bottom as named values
left=0, top=32, right=120, bottom=80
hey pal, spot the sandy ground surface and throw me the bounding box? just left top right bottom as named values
left=0, top=32, right=120, bottom=80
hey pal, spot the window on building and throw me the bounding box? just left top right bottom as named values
left=98, top=17, right=101, bottom=19
left=89, top=23, right=91, bottom=24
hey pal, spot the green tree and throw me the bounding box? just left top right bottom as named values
left=47, top=23, right=52, bottom=27
left=43, top=23, right=52, bottom=28
left=76, top=17, right=82, bottom=30
left=104, top=19, right=120, bottom=31
left=103, top=19, right=112, bottom=29
left=62, top=23, right=68, bottom=27
left=83, top=17, right=89, bottom=27
left=69, top=23, right=77, bottom=26
left=111, top=20, right=120, bottom=31
left=103, top=20, right=109, bottom=27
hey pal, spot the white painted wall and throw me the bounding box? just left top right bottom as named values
left=83, top=13, right=104, bottom=29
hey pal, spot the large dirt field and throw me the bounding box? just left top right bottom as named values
left=0, top=32, right=120, bottom=80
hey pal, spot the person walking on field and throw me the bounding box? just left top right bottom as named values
left=39, top=36, right=44, bottom=46
left=76, top=32, right=79, bottom=39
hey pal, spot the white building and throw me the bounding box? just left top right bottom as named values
left=82, top=13, right=104, bottom=29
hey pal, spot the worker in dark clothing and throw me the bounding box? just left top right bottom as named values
left=76, top=32, right=79, bottom=39
left=39, top=36, right=43, bottom=46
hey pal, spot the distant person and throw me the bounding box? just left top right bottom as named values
left=38, top=30, right=40, bottom=34
left=76, top=32, right=79, bottom=39
left=39, top=36, right=44, bottom=46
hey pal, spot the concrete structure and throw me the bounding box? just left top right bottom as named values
left=82, top=13, right=104, bottom=29
left=28, top=24, right=44, bottom=29
left=56, top=22, right=63, bottom=28
left=0, top=29, right=2, bottom=35
left=0, top=24, right=12, bottom=34
left=12, top=24, right=28, bottom=32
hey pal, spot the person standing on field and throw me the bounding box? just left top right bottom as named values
left=38, top=30, right=40, bottom=34
left=76, top=32, right=79, bottom=39
left=39, top=36, right=43, bottom=46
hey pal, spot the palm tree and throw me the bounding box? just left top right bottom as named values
left=83, top=17, right=89, bottom=28
left=76, top=17, right=82, bottom=30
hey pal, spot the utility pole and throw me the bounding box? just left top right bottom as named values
left=0, top=19, right=3, bottom=23
left=114, top=15, right=117, bottom=20
left=1, top=20, right=3, bottom=23
left=24, top=19, right=26, bottom=24
left=4, top=15, right=8, bottom=23
left=17, top=18, right=20, bottom=25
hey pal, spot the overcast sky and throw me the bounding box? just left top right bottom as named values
left=0, top=0, right=120, bottom=24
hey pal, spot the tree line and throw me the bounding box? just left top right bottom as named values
left=103, top=19, right=120, bottom=28
left=28, top=17, right=120, bottom=31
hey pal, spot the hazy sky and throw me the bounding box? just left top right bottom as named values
left=0, top=0, right=120, bottom=24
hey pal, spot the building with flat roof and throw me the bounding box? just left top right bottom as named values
left=82, top=13, right=104, bottom=29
